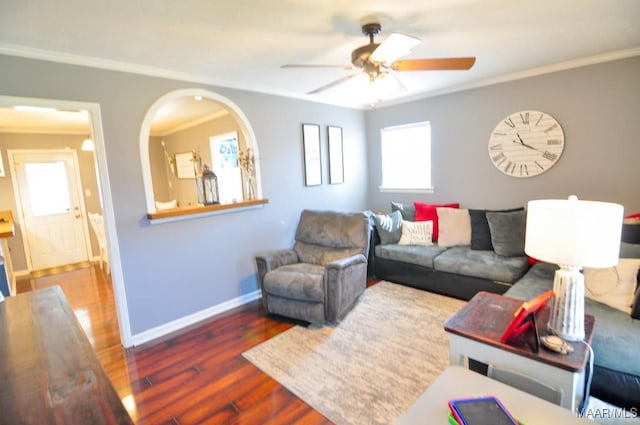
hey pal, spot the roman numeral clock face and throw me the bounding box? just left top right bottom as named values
left=488, top=110, right=565, bottom=178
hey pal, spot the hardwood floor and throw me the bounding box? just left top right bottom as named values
left=17, top=264, right=345, bottom=424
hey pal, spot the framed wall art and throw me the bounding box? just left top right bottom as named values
left=327, top=126, right=344, bottom=184
left=175, top=151, right=197, bottom=179
left=302, top=123, right=322, bottom=186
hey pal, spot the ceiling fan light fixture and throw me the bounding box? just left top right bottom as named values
left=363, top=61, right=382, bottom=83
left=281, top=20, right=475, bottom=98
left=81, top=137, right=95, bottom=152
left=370, top=72, right=398, bottom=97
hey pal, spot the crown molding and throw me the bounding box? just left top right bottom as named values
left=376, top=47, right=640, bottom=108
left=2, top=43, right=638, bottom=111
left=0, top=128, right=87, bottom=135
left=0, top=43, right=364, bottom=109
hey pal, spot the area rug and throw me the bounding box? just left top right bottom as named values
left=242, top=281, right=466, bottom=425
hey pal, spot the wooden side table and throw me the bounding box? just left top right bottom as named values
left=444, top=291, right=594, bottom=412
left=0, top=286, right=133, bottom=424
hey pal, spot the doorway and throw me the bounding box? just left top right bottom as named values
left=0, top=95, right=131, bottom=347
left=9, top=149, right=92, bottom=270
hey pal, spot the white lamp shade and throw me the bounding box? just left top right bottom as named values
left=525, top=197, right=623, bottom=268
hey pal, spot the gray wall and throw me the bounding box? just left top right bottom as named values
left=2, top=52, right=638, bottom=338
left=0, top=133, right=103, bottom=270
left=0, top=54, right=368, bottom=335
left=365, top=56, right=640, bottom=214
left=149, top=135, right=171, bottom=203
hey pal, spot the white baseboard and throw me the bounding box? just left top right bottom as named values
left=131, top=290, right=262, bottom=347
left=13, top=269, right=30, bottom=277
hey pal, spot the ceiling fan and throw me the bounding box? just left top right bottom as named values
left=282, top=22, right=476, bottom=95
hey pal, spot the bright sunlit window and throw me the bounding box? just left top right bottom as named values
left=379, top=121, right=432, bottom=192
left=25, top=161, right=72, bottom=216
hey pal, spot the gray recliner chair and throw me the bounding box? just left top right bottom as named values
left=255, top=209, right=370, bottom=325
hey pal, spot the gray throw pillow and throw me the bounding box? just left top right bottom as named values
left=391, top=202, right=415, bottom=221
left=469, top=207, right=525, bottom=251
left=486, top=209, right=526, bottom=257
left=373, top=211, right=403, bottom=244
left=469, top=209, right=493, bottom=250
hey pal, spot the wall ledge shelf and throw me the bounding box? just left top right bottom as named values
left=147, top=198, right=269, bottom=224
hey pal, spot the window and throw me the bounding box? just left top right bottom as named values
left=25, top=161, right=72, bottom=216
left=379, top=121, right=432, bottom=192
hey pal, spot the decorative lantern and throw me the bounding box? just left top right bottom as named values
left=196, top=164, right=219, bottom=205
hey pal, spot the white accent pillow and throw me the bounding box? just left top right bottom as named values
left=584, top=258, right=640, bottom=314
left=437, top=207, right=471, bottom=247
left=398, top=220, right=434, bottom=246
left=155, top=199, right=178, bottom=210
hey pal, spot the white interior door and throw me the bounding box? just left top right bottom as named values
left=11, top=150, right=90, bottom=270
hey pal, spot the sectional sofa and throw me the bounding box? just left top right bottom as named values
left=369, top=202, right=640, bottom=409
left=370, top=202, right=531, bottom=300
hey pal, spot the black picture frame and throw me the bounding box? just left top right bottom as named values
left=328, top=126, right=344, bottom=184
left=302, top=123, right=322, bottom=186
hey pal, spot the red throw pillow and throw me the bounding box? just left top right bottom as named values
left=413, top=202, right=460, bottom=241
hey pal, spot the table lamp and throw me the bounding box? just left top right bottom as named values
left=525, top=196, right=623, bottom=341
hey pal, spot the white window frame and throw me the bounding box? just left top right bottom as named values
left=379, top=121, right=433, bottom=193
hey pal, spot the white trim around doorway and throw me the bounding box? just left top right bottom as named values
left=0, top=95, right=132, bottom=347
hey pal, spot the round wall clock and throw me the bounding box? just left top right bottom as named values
left=488, top=110, right=565, bottom=178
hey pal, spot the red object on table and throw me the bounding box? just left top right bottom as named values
left=500, top=290, right=554, bottom=344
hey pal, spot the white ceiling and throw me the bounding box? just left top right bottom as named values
left=1, top=0, right=640, bottom=110
left=0, top=97, right=227, bottom=135
left=0, top=105, right=91, bottom=134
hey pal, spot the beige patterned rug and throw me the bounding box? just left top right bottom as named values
left=242, top=281, right=466, bottom=425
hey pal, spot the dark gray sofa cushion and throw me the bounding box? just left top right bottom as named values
left=470, top=207, right=525, bottom=251
left=503, top=261, right=557, bottom=300
left=505, top=262, right=640, bottom=377
left=622, top=222, right=640, bottom=244
left=486, top=209, right=526, bottom=257
left=433, top=246, right=530, bottom=283
left=375, top=244, right=447, bottom=269
left=469, top=209, right=494, bottom=250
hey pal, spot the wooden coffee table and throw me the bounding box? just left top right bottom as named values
left=444, top=291, right=594, bottom=412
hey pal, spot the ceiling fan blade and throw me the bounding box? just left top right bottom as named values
left=281, top=64, right=353, bottom=70
left=391, top=57, right=476, bottom=71
left=370, top=33, right=421, bottom=64
left=307, top=72, right=362, bottom=95
left=388, top=71, right=408, bottom=92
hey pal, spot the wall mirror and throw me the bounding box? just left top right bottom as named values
left=140, top=89, right=263, bottom=220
